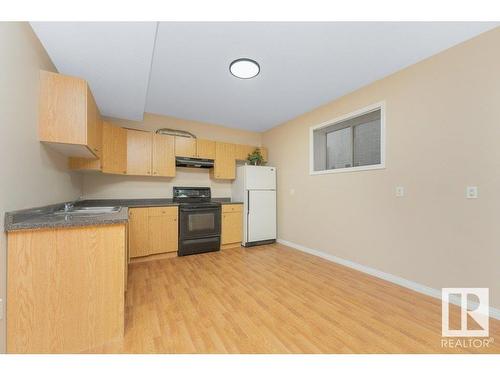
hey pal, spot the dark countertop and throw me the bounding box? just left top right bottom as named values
left=77, top=198, right=242, bottom=207
left=5, top=197, right=243, bottom=232
left=4, top=202, right=129, bottom=232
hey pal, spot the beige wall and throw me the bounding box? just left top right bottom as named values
left=263, top=27, right=500, bottom=309
left=0, top=22, right=83, bottom=353
left=82, top=113, right=262, bottom=199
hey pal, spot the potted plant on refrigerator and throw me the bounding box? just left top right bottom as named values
left=247, top=148, right=266, bottom=166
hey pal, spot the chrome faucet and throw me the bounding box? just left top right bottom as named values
left=64, top=202, right=74, bottom=212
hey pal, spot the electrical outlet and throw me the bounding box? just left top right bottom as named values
left=395, top=186, right=405, bottom=197
left=466, top=186, right=478, bottom=199
left=289, top=188, right=295, bottom=196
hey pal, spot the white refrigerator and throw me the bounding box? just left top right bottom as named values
left=232, top=165, right=277, bottom=246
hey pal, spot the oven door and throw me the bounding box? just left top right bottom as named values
left=179, top=206, right=221, bottom=240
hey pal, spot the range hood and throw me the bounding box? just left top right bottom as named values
left=176, top=157, right=214, bottom=169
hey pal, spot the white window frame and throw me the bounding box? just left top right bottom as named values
left=309, top=101, right=386, bottom=175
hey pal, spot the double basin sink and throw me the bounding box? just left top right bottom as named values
left=54, top=206, right=122, bottom=217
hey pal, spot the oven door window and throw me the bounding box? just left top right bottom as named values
left=180, top=208, right=221, bottom=239
left=189, top=213, right=215, bottom=232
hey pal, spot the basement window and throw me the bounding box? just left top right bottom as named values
left=310, top=103, right=385, bottom=175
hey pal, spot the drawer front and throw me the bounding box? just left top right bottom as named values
left=148, top=206, right=178, bottom=217
left=222, top=204, right=243, bottom=213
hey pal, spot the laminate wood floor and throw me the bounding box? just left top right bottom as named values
left=101, top=243, right=500, bottom=353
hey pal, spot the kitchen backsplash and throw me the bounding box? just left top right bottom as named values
left=82, top=168, right=232, bottom=199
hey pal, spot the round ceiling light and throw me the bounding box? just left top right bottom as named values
left=229, top=58, right=260, bottom=79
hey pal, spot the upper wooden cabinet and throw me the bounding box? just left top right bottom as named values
left=39, top=70, right=101, bottom=158
left=127, top=129, right=153, bottom=176
left=234, top=144, right=268, bottom=162
left=212, top=142, right=236, bottom=180
left=126, top=130, right=176, bottom=177
left=196, top=139, right=216, bottom=159
left=152, top=133, right=175, bottom=177
left=175, top=136, right=196, bottom=158
left=101, top=122, right=127, bottom=175
left=235, top=144, right=254, bottom=161
left=260, top=147, right=268, bottom=162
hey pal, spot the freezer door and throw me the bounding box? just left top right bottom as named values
left=245, top=166, right=276, bottom=190
left=247, top=190, right=276, bottom=242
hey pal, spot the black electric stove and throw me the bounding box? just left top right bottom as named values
left=173, top=187, right=221, bottom=256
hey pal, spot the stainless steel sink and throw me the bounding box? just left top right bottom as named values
left=54, top=206, right=122, bottom=216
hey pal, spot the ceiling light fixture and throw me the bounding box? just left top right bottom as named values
left=229, top=58, right=260, bottom=79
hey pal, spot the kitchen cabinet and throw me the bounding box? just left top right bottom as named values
left=68, top=121, right=126, bottom=174
left=175, top=136, right=196, bottom=158
left=39, top=70, right=101, bottom=158
left=152, top=133, right=176, bottom=177
left=102, top=122, right=127, bottom=174
left=260, top=147, right=268, bottom=162
left=7, top=224, right=126, bottom=353
left=129, top=206, right=178, bottom=258
left=126, top=129, right=153, bottom=176
left=221, top=204, right=243, bottom=249
left=235, top=144, right=255, bottom=161
left=128, top=207, right=150, bottom=257
left=147, top=207, right=178, bottom=254
left=212, top=142, right=236, bottom=180
left=196, top=139, right=216, bottom=159
left=68, top=154, right=101, bottom=171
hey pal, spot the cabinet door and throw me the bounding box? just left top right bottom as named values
left=260, top=147, right=268, bottom=162
left=67, top=116, right=103, bottom=171
left=235, top=144, right=254, bottom=161
left=148, top=207, right=178, bottom=254
left=102, top=122, right=127, bottom=174
left=126, top=129, right=152, bottom=176
left=39, top=71, right=88, bottom=146
left=196, top=139, right=216, bottom=159
left=86, top=87, right=101, bottom=158
left=213, top=142, right=236, bottom=179
left=128, top=208, right=149, bottom=258
left=175, top=136, right=197, bottom=157
left=222, top=211, right=243, bottom=245
left=152, top=134, right=175, bottom=177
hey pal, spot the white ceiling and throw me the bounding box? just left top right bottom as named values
left=30, top=22, right=157, bottom=120
left=31, top=22, right=498, bottom=131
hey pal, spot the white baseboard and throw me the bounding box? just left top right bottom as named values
left=277, top=239, right=500, bottom=321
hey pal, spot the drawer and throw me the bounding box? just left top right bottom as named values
left=148, top=206, right=178, bottom=217
left=222, top=204, right=243, bottom=213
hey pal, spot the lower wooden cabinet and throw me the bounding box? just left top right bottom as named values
left=221, top=204, right=243, bottom=248
left=7, top=224, right=126, bottom=353
left=129, top=206, right=178, bottom=258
